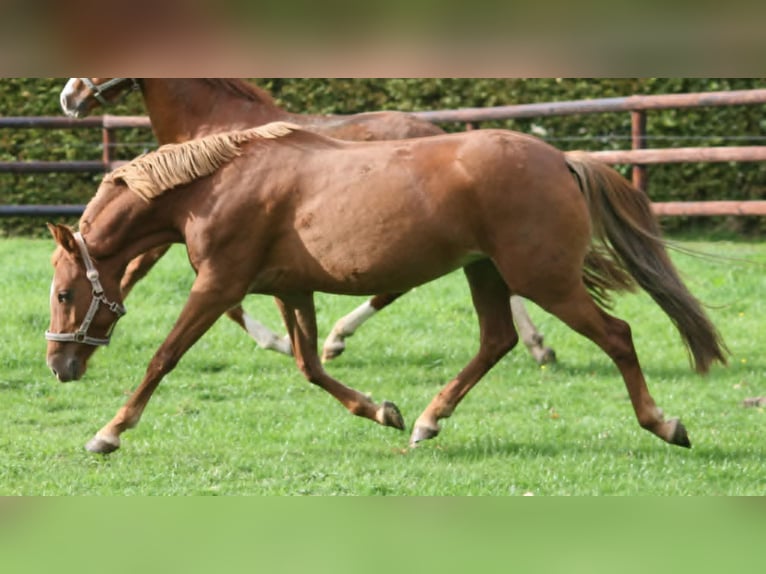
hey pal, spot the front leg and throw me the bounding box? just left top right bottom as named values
left=276, top=293, right=405, bottom=430
left=120, top=244, right=171, bottom=297
left=225, top=305, right=293, bottom=356
left=510, top=296, right=556, bottom=365
left=411, top=261, right=517, bottom=446
left=86, top=282, right=244, bottom=454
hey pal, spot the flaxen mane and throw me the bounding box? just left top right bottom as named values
left=105, top=122, right=299, bottom=201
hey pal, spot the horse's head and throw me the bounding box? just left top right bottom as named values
left=59, top=78, right=139, bottom=118
left=46, top=223, right=126, bottom=382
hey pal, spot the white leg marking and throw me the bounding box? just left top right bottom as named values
left=510, top=296, right=555, bottom=365
left=243, top=313, right=292, bottom=356
left=337, top=301, right=378, bottom=334
left=322, top=301, right=377, bottom=359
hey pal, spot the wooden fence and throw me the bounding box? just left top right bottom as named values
left=413, top=88, right=766, bottom=217
left=2, top=88, right=766, bottom=217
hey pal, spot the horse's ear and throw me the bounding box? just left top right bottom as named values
left=47, top=223, right=80, bottom=256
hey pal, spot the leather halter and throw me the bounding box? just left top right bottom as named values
left=45, top=232, right=126, bottom=347
left=80, top=78, right=139, bottom=105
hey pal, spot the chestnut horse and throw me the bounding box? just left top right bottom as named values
left=59, top=78, right=555, bottom=364
left=46, top=122, right=726, bottom=454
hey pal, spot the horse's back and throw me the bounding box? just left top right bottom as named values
left=440, top=129, right=586, bottom=214
left=298, top=111, right=444, bottom=141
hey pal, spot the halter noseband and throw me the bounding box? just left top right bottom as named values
left=80, top=78, right=140, bottom=106
left=46, top=232, right=126, bottom=347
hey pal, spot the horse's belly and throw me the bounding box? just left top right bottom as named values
left=259, top=184, right=476, bottom=291
left=256, top=228, right=480, bottom=295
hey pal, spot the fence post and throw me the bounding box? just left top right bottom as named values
left=101, top=123, right=113, bottom=169
left=631, top=110, right=647, bottom=191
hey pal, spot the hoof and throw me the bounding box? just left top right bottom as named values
left=409, top=424, right=439, bottom=446
left=321, top=344, right=344, bottom=363
left=535, top=347, right=556, bottom=366
left=268, top=335, right=293, bottom=357
left=85, top=433, right=120, bottom=454
left=378, top=401, right=405, bottom=430
left=669, top=418, right=691, bottom=448
left=743, top=396, right=766, bottom=407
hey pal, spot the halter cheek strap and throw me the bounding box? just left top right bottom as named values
left=81, top=78, right=139, bottom=106
left=45, top=232, right=126, bottom=347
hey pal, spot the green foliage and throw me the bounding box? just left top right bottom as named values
left=1, top=236, right=764, bottom=495
left=2, top=78, right=766, bottom=236
left=0, top=78, right=154, bottom=236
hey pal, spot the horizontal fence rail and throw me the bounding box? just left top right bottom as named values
left=411, top=89, right=766, bottom=122
left=0, top=160, right=124, bottom=174
left=652, top=201, right=766, bottom=216
left=3, top=90, right=766, bottom=217
left=588, top=146, right=766, bottom=164
left=0, top=204, right=86, bottom=217
left=0, top=115, right=151, bottom=129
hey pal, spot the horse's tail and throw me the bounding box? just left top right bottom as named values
left=564, top=151, right=728, bottom=374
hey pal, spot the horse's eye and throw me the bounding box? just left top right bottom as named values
left=57, top=291, right=71, bottom=304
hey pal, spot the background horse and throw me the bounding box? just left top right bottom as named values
left=59, top=78, right=555, bottom=364
left=46, top=122, right=726, bottom=454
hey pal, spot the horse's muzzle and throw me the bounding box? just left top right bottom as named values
left=60, top=93, right=86, bottom=119
left=47, top=355, right=84, bottom=382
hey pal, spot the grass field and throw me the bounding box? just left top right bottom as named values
left=0, top=236, right=764, bottom=495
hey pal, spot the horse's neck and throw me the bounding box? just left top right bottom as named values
left=141, top=79, right=290, bottom=144
left=81, top=190, right=180, bottom=269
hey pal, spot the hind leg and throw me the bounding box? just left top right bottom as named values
left=411, top=260, right=518, bottom=445
left=275, top=293, right=405, bottom=430
left=538, top=282, right=690, bottom=447
left=321, top=292, right=405, bottom=362
left=322, top=292, right=554, bottom=366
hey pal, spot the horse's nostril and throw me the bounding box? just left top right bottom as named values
left=48, top=358, right=77, bottom=382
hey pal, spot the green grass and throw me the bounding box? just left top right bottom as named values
left=1, top=236, right=764, bottom=495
